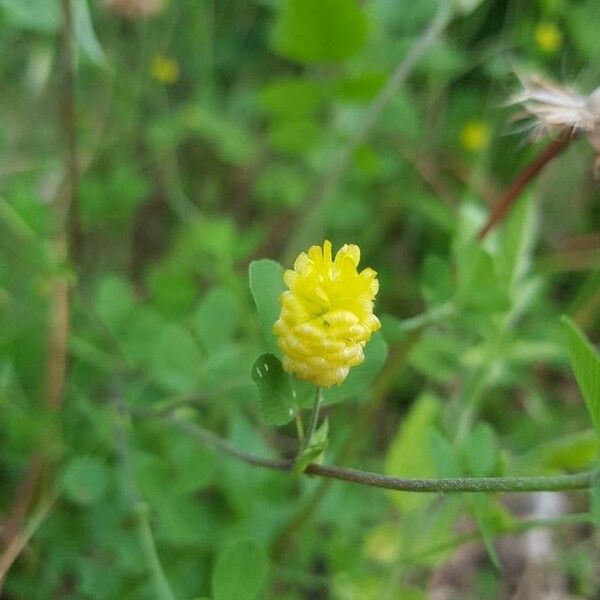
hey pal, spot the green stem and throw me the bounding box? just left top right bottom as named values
left=114, top=398, right=176, bottom=600
left=272, top=331, right=422, bottom=555
left=399, top=302, right=454, bottom=333
left=149, top=413, right=597, bottom=495
left=305, top=387, right=322, bottom=448
left=135, top=503, right=177, bottom=600
left=294, top=409, right=305, bottom=448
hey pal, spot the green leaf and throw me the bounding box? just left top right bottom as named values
left=74, top=0, right=107, bottom=67
left=260, top=78, right=324, bottom=119
left=251, top=354, right=294, bottom=426
left=428, top=428, right=460, bottom=477
left=267, top=118, right=322, bottom=155
left=374, top=0, right=437, bottom=33
left=255, top=163, right=309, bottom=209
left=496, top=194, right=536, bottom=290
left=454, top=240, right=510, bottom=313
left=561, top=316, right=600, bottom=435
left=321, top=332, right=387, bottom=405
left=169, top=433, right=218, bottom=495
left=249, top=259, right=285, bottom=356
left=94, top=276, right=136, bottom=333
left=178, top=106, right=258, bottom=166
left=294, top=418, right=329, bottom=475
left=591, top=475, right=600, bottom=527
left=461, top=422, right=498, bottom=477
left=194, top=287, right=238, bottom=353
left=273, top=0, right=369, bottom=64
left=151, top=324, right=203, bottom=393
left=568, top=0, right=600, bottom=59
left=121, top=307, right=166, bottom=366
left=377, top=90, right=423, bottom=142
left=531, top=431, right=599, bottom=471
left=335, top=72, right=385, bottom=102
left=212, top=538, right=268, bottom=600
left=61, top=456, right=110, bottom=506
left=421, top=255, right=453, bottom=307
left=469, top=495, right=501, bottom=570
left=384, top=393, right=440, bottom=512
left=409, top=330, right=461, bottom=383
left=80, top=161, right=149, bottom=229
left=0, top=0, right=60, bottom=32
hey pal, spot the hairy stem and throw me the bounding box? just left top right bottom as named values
left=149, top=414, right=596, bottom=494
left=272, top=331, right=422, bottom=555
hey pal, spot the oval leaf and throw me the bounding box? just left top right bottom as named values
left=249, top=259, right=285, bottom=356
left=61, top=456, right=110, bottom=506
left=251, top=354, right=294, bottom=425
left=273, top=0, right=369, bottom=64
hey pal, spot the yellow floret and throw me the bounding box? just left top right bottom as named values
left=534, top=22, right=563, bottom=54
left=273, top=240, right=381, bottom=387
left=459, top=120, right=490, bottom=153
left=150, top=55, right=180, bottom=85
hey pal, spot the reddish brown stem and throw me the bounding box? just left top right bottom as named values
left=0, top=0, right=78, bottom=586
left=0, top=457, right=44, bottom=549
left=478, top=135, right=573, bottom=240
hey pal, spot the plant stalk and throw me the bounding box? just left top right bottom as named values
left=154, top=414, right=597, bottom=495
left=305, top=386, right=322, bottom=448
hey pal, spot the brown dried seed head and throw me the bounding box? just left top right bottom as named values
left=511, top=74, right=600, bottom=173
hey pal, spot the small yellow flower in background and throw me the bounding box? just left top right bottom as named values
left=273, top=240, right=381, bottom=388
left=534, top=21, right=563, bottom=54
left=459, top=119, right=490, bottom=152
left=151, top=55, right=180, bottom=85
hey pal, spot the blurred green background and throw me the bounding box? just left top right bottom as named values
left=1, top=0, right=599, bottom=598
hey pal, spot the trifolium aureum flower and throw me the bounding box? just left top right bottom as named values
left=273, top=240, right=381, bottom=388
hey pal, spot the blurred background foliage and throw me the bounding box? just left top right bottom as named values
left=0, top=0, right=599, bottom=598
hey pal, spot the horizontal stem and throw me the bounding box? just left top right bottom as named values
left=305, top=464, right=593, bottom=493
left=151, top=414, right=596, bottom=494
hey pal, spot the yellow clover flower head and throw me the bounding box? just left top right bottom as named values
left=150, top=55, right=180, bottom=85
left=273, top=240, right=381, bottom=388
